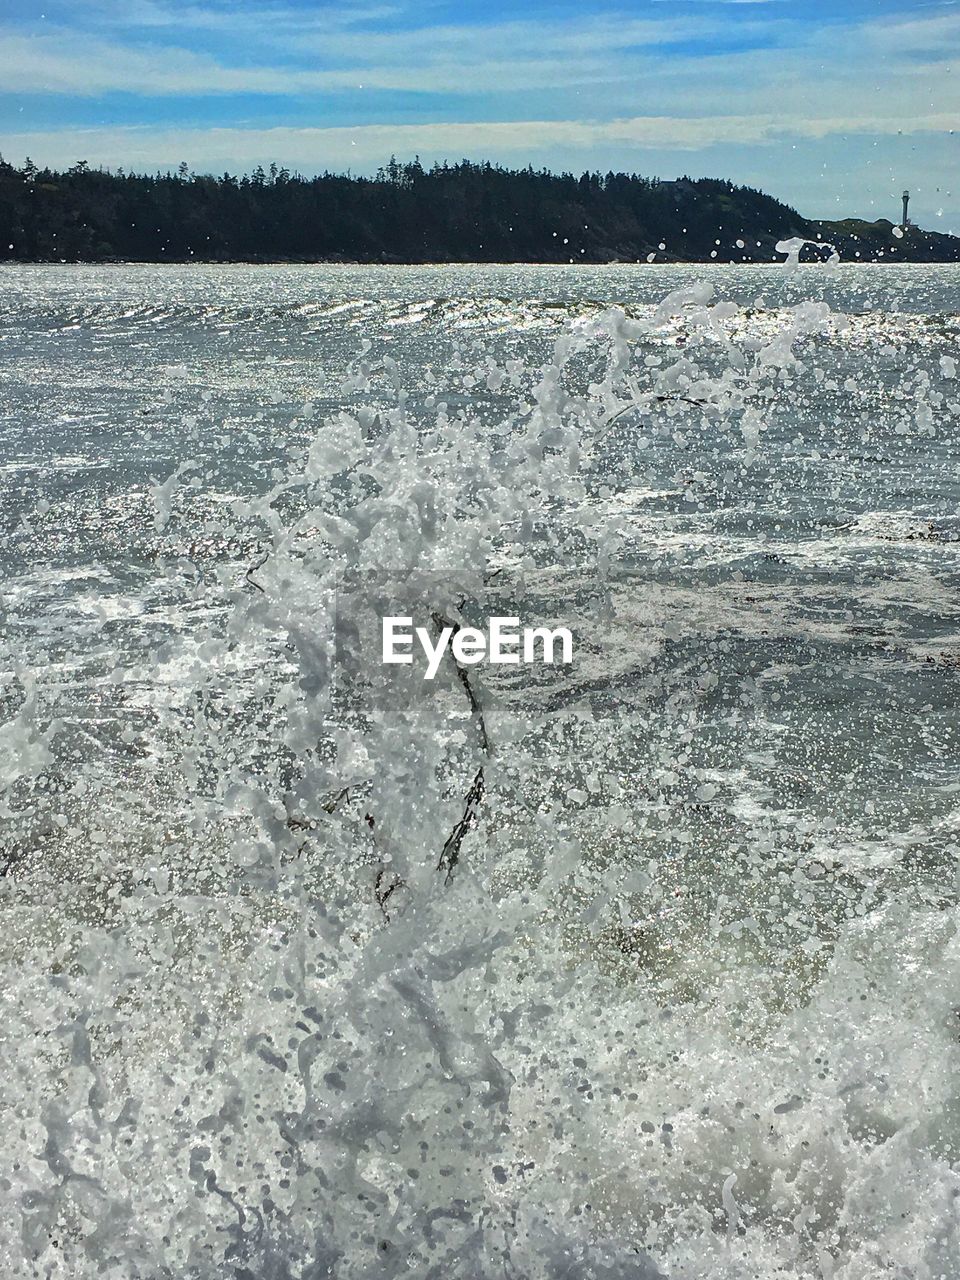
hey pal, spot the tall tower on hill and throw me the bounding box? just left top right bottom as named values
left=902, top=190, right=910, bottom=227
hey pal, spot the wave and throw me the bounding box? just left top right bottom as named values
left=2, top=266, right=960, bottom=1277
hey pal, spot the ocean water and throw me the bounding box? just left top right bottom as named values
left=1, top=261, right=960, bottom=1279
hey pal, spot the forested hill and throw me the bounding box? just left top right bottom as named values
left=1, top=155, right=958, bottom=264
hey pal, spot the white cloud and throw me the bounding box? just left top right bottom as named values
left=1, top=111, right=955, bottom=174
left=1, top=3, right=957, bottom=113
left=862, top=9, right=960, bottom=55
left=0, top=12, right=738, bottom=98
left=112, top=1, right=403, bottom=30
left=0, top=32, right=288, bottom=95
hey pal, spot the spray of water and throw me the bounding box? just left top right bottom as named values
left=3, top=265, right=960, bottom=1279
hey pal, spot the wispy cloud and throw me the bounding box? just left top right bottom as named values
left=0, top=11, right=746, bottom=97
left=122, top=1, right=403, bottom=28
left=1, top=4, right=956, bottom=110
left=2, top=110, right=955, bottom=170
left=860, top=7, right=960, bottom=56
left=0, top=31, right=652, bottom=97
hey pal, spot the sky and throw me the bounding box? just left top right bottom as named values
left=0, top=0, right=958, bottom=228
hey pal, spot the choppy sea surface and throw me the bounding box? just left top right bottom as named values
left=1, top=261, right=960, bottom=1279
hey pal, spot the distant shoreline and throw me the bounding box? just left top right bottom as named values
left=2, top=254, right=958, bottom=267
left=5, top=157, right=959, bottom=266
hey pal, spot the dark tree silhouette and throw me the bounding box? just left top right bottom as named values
left=0, top=155, right=955, bottom=263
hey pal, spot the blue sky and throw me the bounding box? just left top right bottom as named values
left=1, top=0, right=958, bottom=227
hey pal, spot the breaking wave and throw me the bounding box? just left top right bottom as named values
left=1, top=262, right=960, bottom=1278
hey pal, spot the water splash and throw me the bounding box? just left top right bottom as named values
left=2, top=264, right=960, bottom=1278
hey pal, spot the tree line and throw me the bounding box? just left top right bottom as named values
left=0, top=154, right=956, bottom=263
